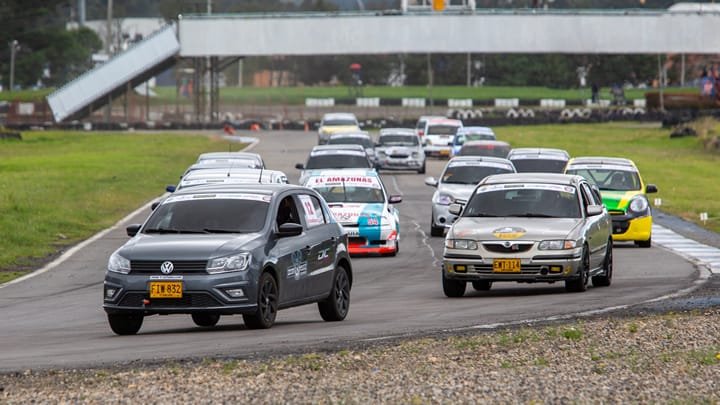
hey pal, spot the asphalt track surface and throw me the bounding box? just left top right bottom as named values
left=0, top=131, right=698, bottom=372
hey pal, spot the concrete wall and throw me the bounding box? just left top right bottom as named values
left=178, top=11, right=720, bottom=56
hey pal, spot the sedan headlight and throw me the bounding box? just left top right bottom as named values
left=538, top=240, right=578, bottom=250
left=434, top=193, right=454, bottom=206
left=628, top=196, right=650, bottom=216
left=107, top=252, right=131, bottom=274
left=207, top=252, right=252, bottom=274
left=377, top=150, right=387, bottom=157
left=412, top=152, right=420, bottom=158
left=445, top=239, right=478, bottom=250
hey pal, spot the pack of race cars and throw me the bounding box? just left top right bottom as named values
left=102, top=112, right=658, bottom=334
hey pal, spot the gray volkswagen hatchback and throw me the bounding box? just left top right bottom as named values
left=103, top=184, right=352, bottom=335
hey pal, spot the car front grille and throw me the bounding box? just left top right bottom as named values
left=118, top=292, right=222, bottom=308
left=482, top=243, right=534, bottom=254
left=130, top=260, right=208, bottom=274
left=389, top=154, right=409, bottom=158
left=469, top=264, right=546, bottom=274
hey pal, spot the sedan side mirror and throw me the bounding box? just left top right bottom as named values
left=448, top=203, right=463, bottom=216
left=424, top=177, right=438, bottom=187
left=586, top=205, right=604, bottom=216
left=126, top=224, right=142, bottom=237
left=295, top=163, right=305, bottom=170
left=151, top=202, right=160, bottom=211
left=388, top=195, right=403, bottom=204
left=277, top=222, right=303, bottom=238
left=646, top=184, right=658, bottom=194
left=166, top=185, right=176, bottom=193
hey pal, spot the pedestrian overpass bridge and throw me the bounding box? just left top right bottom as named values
left=48, top=9, right=720, bottom=122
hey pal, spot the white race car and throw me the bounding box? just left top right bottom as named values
left=303, top=169, right=402, bottom=256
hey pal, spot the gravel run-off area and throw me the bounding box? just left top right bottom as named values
left=2, top=308, right=720, bottom=403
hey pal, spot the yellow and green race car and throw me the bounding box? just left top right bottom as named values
left=565, top=157, right=658, bottom=247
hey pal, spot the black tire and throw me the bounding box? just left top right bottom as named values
left=191, top=313, right=220, bottom=327
left=565, top=247, right=589, bottom=293
left=430, top=216, right=444, bottom=237
left=318, top=265, right=351, bottom=322
left=472, top=280, right=492, bottom=291
left=243, top=272, right=278, bottom=329
left=107, top=313, right=143, bottom=336
left=636, top=237, right=651, bottom=248
left=592, top=240, right=613, bottom=287
left=443, top=272, right=466, bottom=297
left=417, top=162, right=426, bottom=174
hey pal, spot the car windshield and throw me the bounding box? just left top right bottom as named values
left=415, top=120, right=426, bottom=129
left=465, top=187, right=581, bottom=218
left=328, top=137, right=374, bottom=148
left=464, top=133, right=495, bottom=141
left=458, top=144, right=510, bottom=158
left=306, top=155, right=370, bottom=170
left=566, top=168, right=641, bottom=191
left=427, top=125, right=459, bottom=136
left=378, top=134, right=419, bottom=146
left=511, top=159, right=568, bottom=173
left=144, top=198, right=269, bottom=233
left=442, top=165, right=513, bottom=185
left=313, top=184, right=385, bottom=203
left=323, top=119, right=357, bottom=126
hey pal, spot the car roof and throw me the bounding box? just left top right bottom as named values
left=310, top=145, right=367, bottom=156
left=567, top=156, right=636, bottom=167
left=170, top=183, right=299, bottom=197
left=449, top=156, right=514, bottom=165
left=481, top=172, right=582, bottom=186
left=458, top=126, right=494, bottom=134
left=322, top=112, right=358, bottom=120
left=426, top=118, right=463, bottom=126
left=328, top=132, right=371, bottom=139
left=379, top=128, right=416, bottom=135
left=462, top=140, right=511, bottom=147
left=182, top=168, right=285, bottom=179
left=197, top=152, right=262, bottom=161
left=508, top=148, right=570, bottom=159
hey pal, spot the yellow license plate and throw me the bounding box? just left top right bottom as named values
left=150, top=282, right=183, bottom=298
left=439, top=149, right=450, bottom=156
left=493, top=259, right=521, bottom=273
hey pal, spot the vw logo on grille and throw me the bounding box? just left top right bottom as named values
left=160, top=261, right=174, bottom=274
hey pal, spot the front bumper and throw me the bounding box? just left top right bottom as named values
left=610, top=214, right=652, bottom=242
left=442, top=247, right=583, bottom=282
left=376, top=155, right=424, bottom=170
left=103, top=271, right=257, bottom=315
left=424, top=145, right=451, bottom=157
left=344, top=225, right=398, bottom=255
left=432, top=203, right=458, bottom=229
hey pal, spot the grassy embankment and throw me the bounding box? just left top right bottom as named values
left=1, top=85, right=695, bottom=105
left=0, top=131, right=240, bottom=283
left=0, top=122, right=718, bottom=284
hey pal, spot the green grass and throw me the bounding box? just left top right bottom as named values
left=0, top=88, right=54, bottom=102
left=496, top=123, right=720, bottom=233
left=0, top=131, right=240, bottom=275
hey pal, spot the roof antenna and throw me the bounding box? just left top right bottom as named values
left=258, top=167, right=264, bottom=183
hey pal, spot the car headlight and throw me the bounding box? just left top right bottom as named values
left=377, top=150, right=386, bottom=157
left=207, top=252, right=252, bottom=274
left=445, top=239, right=478, bottom=250
left=538, top=240, right=578, bottom=250
left=628, top=196, right=649, bottom=216
left=412, top=152, right=419, bottom=158
left=107, top=252, right=131, bottom=274
left=434, top=193, right=454, bottom=206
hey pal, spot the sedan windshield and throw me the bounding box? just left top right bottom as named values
left=442, top=166, right=513, bottom=185
left=566, top=168, right=641, bottom=191
left=464, top=187, right=581, bottom=218
left=314, top=185, right=384, bottom=203
left=323, top=119, right=357, bottom=126
left=378, top=134, right=419, bottom=146
left=427, top=125, right=459, bottom=136
left=458, top=144, right=510, bottom=158
left=512, top=159, right=568, bottom=173
left=306, top=155, right=371, bottom=170
left=144, top=199, right=269, bottom=233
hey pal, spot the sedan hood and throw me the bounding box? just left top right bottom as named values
left=450, top=217, right=583, bottom=241
left=600, top=190, right=641, bottom=212
left=119, top=233, right=262, bottom=261
left=327, top=202, right=386, bottom=226
left=377, top=146, right=416, bottom=156
left=437, top=183, right=477, bottom=202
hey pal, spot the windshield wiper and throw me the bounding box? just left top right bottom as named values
left=468, top=213, right=499, bottom=217
left=510, top=213, right=555, bottom=218
left=144, top=228, right=208, bottom=234
left=203, top=228, right=240, bottom=234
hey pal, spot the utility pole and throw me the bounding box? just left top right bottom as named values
left=9, top=40, right=18, bottom=92
left=105, top=0, right=113, bottom=123
left=205, top=0, right=212, bottom=122
left=78, top=0, right=86, bottom=26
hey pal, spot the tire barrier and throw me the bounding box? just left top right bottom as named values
left=506, top=108, right=519, bottom=119
left=447, top=109, right=484, bottom=120
left=560, top=108, right=593, bottom=120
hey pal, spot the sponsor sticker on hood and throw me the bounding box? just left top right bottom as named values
left=329, top=203, right=383, bottom=224
left=492, top=226, right=527, bottom=239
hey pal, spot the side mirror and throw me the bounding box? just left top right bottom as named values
left=126, top=224, right=142, bottom=237
left=646, top=184, right=658, bottom=194
left=166, top=185, right=176, bottom=193
left=276, top=222, right=303, bottom=238
left=448, top=203, right=463, bottom=216
left=151, top=202, right=160, bottom=211
left=424, top=177, right=438, bottom=187
left=586, top=205, right=604, bottom=216
left=295, top=163, right=305, bottom=170
left=388, top=195, right=403, bottom=204
left=447, top=141, right=454, bottom=146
